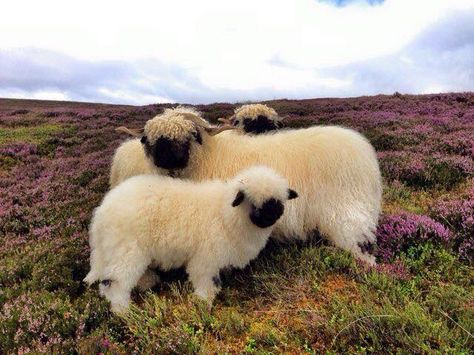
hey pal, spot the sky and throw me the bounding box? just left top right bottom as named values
left=0, top=0, right=473, bottom=105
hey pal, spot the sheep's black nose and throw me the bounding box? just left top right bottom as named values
left=150, top=137, right=191, bottom=170
left=250, top=198, right=284, bottom=228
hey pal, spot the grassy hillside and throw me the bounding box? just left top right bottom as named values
left=0, top=94, right=473, bottom=353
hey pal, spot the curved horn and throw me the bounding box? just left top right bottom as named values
left=115, top=126, right=144, bottom=137
left=205, top=124, right=236, bottom=136
left=217, top=117, right=232, bottom=125
left=177, top=112, right=237, bottom=136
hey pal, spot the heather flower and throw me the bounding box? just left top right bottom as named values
left=102, top=338, right=110, bottom=349
left=436, top=130, right=474, bottom=157
left=0, top=143, right=38, bottom=157
left=1, top=93, right=474, bottom=353
left=376, top=212, right=452, bottom=262
left=378, top=151, right=473, bottom=188
left=378, top=151, right=427, bottom=186
left=430, top=195, right=474, bottom=263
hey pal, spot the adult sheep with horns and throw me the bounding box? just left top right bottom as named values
left=112, top=106, right=382, bottom=265
left=110, top=106, right=232, bottom=188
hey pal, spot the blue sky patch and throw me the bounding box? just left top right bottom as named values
left=320, top=0, right=384, bottom=6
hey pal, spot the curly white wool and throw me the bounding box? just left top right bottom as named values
left=233, top=103, right=279, bottom=121
left=84, top=166, right=294, bottom=312
left=144, top=107, right=205, bottom=143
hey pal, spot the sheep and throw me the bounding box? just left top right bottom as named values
left=219, top=103, right=282, bottom=134
left=115, top=115, right=382, bottom=265
left=110, top=106, right=231, bottom=188
left=84, top=165, right=298, bottom=312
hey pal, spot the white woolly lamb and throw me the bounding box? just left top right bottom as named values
left=114, top=118, right=382, bottom=265
left=84, top=165, right=298, bottom=312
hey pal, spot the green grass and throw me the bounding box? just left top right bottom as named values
left=0, top=123, right=77, bottom=172
left=102, top=244, right=473, bottom=353
left=3, top=229, right=471, bottom=353
left=0, top=124, right=63, bottom=146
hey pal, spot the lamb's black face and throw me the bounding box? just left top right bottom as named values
left=142, top=136, right=191, bottom=170
left=249, top=198, right=284, bottom=228
left=242, top=115, right=279, bottom=134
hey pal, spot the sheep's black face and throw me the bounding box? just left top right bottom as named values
left=143, top=136, right=191, bottom=170
left=242, top=115, right=279, bottom=134
left=250, top=198, right=284, bottom=228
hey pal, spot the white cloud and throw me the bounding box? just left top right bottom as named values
left=0, top=0, right=473, bottom=104
left=0, top=88, right=70, bottom=101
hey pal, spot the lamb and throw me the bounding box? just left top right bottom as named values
left=219, top=103, right=282, bottom=134
left=84, top=165, right=298, bottom=312
left=115, top=115, right=382, bottom=265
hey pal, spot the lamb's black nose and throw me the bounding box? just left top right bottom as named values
left=250, top=198, right=284, bottom=228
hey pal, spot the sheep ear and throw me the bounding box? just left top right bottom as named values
left=192, top=130, right=202, bottom=145
left=232, top=190, right=245, bottom=207
left=288, top=189, right=298, bottom=200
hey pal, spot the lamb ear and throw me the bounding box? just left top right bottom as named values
left=232, top=190, right=245, bottom=207
left=288, top=189, right=298, bottom=200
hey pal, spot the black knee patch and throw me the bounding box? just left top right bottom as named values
left=143, top=136, right=191, bottom=170
left=250, top=198, right=284, bottom=228
left=243, top=115, right=279, bottom=134
left=212, top=275, right=222, bottom=288
left=358, top=241, right=376, bottom=255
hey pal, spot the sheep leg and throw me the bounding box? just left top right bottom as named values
left=342, top=233, right=376, bottom=266
left=329, top=234, right=376, bottom=265
left=99, top=280, right=132, bottom=313
left=324, top=214, right=377, bottom=266
left=191, top=275, right=220, bottom=304
left=187, top=264, right=221, bottom=304
left=100, top=253, right=151, bottom=313
left=137, top=268, right=161, bottom=291
left=351, top=241, right=376, bottom=266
